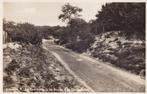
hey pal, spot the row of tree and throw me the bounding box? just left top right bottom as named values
left=3, top=20, right=42, bottom=45
left=54, top=3, right=145, bottom=52
left=91, top=3, right=145, bottom=39
left=3, top=3, right=145, bottom=49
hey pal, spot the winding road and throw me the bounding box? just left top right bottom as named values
left=43, top=40, right=145, bottom=92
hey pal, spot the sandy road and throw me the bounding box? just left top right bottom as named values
left=43, top=41, right=145, bottom=92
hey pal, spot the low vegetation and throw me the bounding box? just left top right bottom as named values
left=87, top=31, right=145, bottom=76
left=54, top=3, right=145, bottom=77
left=3, top=20, right=42, bottom=45
left=3, top=3, right=145, bottom=91
left=3, top=43, right=89, bottom=92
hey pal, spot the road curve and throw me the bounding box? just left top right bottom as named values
left=43, top=41, right=145, bottom=92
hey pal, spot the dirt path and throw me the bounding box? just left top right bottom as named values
left=43, top=41, right=145, bottom=92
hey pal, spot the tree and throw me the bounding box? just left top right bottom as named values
left=92, top=3, right=145, bottom=39
left=58, top=3, right=82, bottom=24
left=16, top=23, right=42, bottom=45
left=3, top=20, right=42, bottom=45
left=57, top=3, right=94, bottom=53
left=58, top=3, right=83, bottom=44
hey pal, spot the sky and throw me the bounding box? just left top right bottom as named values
left=4, top=2, right=105, bottom=26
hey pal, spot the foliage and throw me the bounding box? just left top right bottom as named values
left=57, top=4, right=94, bottom=53
left=36, top=26, right=54, bottom=39
left=3, top=20, right=42, bottom=45
left=58, top=3, right=82, bottom=23
left=65, top=18, right=94, bottom=52
left=3, top=43, right=89, bottom=92
left=91, top=3, right=145, bottom=39
left=88, top=31, right=145, bottom=75
left=4, top=59, right=20, bottom=75
left=56, top=17, right=95, bottom=53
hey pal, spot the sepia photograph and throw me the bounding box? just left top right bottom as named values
left=3, top=0, right=145, bottom=92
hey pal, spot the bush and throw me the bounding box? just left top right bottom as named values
left=18, top=67, right=32, bottom=78
left=89, top=31, right=145, bottom=75
left=4, top=59, right=20, bottom=75
left=4, top=21, right=42, bottom=45
left=65, top=40, right=94, bottom=53
left=54, top=18, right=95, bottom=53
left=3, top=76, right=14, bottom=86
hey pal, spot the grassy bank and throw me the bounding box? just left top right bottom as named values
left=87, top=31, right=145, bottom=77
left=3, top=42, right=89, bottom=92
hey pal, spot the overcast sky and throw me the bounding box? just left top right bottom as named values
left=4, top=2, right=105, bottom=26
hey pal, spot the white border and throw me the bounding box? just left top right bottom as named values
left=0, top=0, right=3, bottom=93
left=0, top=0, right=146, bottom=94
left=3, top=0, right=147, bottom=3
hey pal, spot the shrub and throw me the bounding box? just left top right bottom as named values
left=4, top=21, right=42, bottom=45
left=4, top=59, right=20, bottom=75
left=3, top=76, right=14, bottom=86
